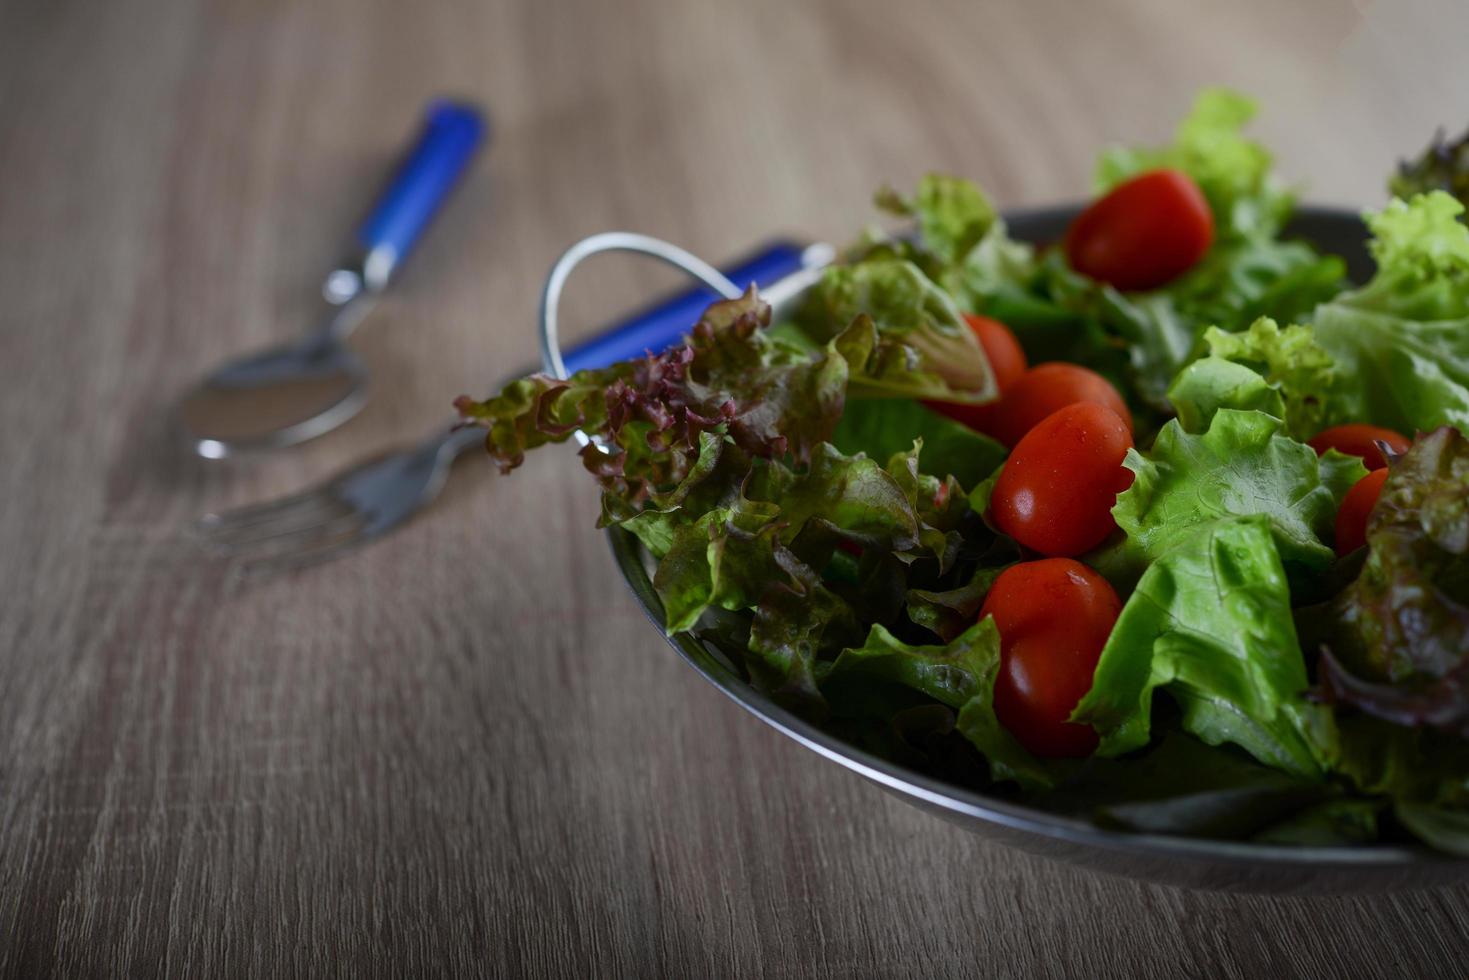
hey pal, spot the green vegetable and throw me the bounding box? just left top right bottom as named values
left=1167, top=317, right=1337, bottom=440
left=1396, top=803, right=1469, bottom=857
left=906, top=563, right=1011, bottom=644
left=1311, top=712, right=1469, bottom=851
left=1037, top=731, right=1335, bottom=840
left=830, top=397, right=1006, bottom=492
left=1074, top=516, right=1328, bottom=778
left=1196, top=318, right=1335, bottom=437
left=1111, top=409, right=1364, bottom=574
left=456, top=287, right=847, bottom=486
left=1314, top=193, right=1469, bottom=434
left=820, top=618, right=1057, bottom=789
left=1166, top=356, right=1286, bottom=435
left=1390, top=125, right=1469, bottom=216
left=874, top=173, right=997, bottom=270
left=801, top=259, right=998, bottom=402
left=1320, top=427, right=1469, bottom=736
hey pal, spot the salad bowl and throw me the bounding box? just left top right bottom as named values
left=587, top=206, right=1469, bottom=895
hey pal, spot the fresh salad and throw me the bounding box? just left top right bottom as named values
left=458, top=90, right=1469, bottom=854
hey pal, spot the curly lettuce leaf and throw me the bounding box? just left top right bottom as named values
left=656, top=442, right=927, bottom=632
left=457, top=288, right=848, bottom=495
left=1112, top=409, right=1362, bottom=574
left=817, top=618, right=1058, bottom=789
left=801, top=258, right=998, bottom=402
left=906, top=564, right=1010, bottom=644
left=1310, top=194, right=1469, bottom=434
left=1167, top=318, right=1335, bottom=438
left=875, top=173, right=997, bottom=271
left=1096, top=87, right=1292, bottom=239
left=1320, top=427, right=1469, bottom=736
left=644, top=435, right=982, bottom=709
left=1392, top=125, right=1469, bottom=208
left=1355, top=191, right=1469, bottom=320
left=1073, top=516, right=1327, bottom=778
left=830, top=396, right=1006, bottom=492
left=873, top=173, right=1041, bottom=313
left=1307, top=710, right=1469, bottom=852
left=820, top=621, right=988, bottom=711
left=1167, top=357, right=1285, bottom=434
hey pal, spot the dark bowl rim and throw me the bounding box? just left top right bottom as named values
left=605, top=202, right=1469, bottom=873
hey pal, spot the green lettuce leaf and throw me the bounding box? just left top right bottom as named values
left=1307, top=711, right=1469, bottom=852
left=873, top=173, right=1040, bottom=314
left=655, top=442, right=931, bottom=631
left=1037, top=731, right=1335, bottom=840
left=1199, top=318, right=1335, bottom=435
left=1250, top=799, right=1382, bottom=846
left=1166, top=317, right=1336, bottom=439
left=830, top=397, right=1006, bottom=492
left=1166, top=357, right=1286, bottom=434
left=821, top=621, right=988, bottom=711
left=1112, top=409, right=1362, bottom=574
left=1313, top=193, right=1469, bottom=434
left=800, top=258, right=997, bottom=402
left=875, top=173, right=997, bottom=271
left=819, top=618, right=1058, bottom=789
left=1396, top=804, right=1469, bottom=857
left=1352, top=191, right=1469, bottom=321
left=906, top=565, right=1009, bottom=645
left=640, top=435, right=983, bottom=709
left=1073, top=516, right=1328, bottom=777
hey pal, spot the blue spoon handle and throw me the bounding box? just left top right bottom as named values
left=356, top=100, right=487, bottom=286
left=560, top=240, right=811, bottom=374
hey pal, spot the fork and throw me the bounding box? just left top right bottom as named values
left=197, top=236, right=830, bottom=572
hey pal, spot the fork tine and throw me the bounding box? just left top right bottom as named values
left=232, top=518, right=375, bottom=576
left=198, top=494, right=354, bottom=548
left=197, top=487, right=346, bottom=533
left=209, top=510, right=366, bottom=559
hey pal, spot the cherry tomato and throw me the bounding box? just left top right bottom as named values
left=1308, top=424, right=1411, bottom=471
left=962, top=313, right=1028, bottom=393
left=927, top=314, right=1027, bottom=431
left=980, top=557, right=1122, bottom=647
left=981, top=363, right=1133, bottom=449
left=988, top=403, right=1134, bottom=557
left=1064, top=169, right=1214, bottom=291
left=1334, top=467, right=1389, bottom=557
left=979, top=558, right=1121, bottom=758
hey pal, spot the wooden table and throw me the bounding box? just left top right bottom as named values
left=4, top=0, right=1468, bottom=975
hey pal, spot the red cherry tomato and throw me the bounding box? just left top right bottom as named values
left=989, top=403, right=1134, bottom=557
left=963, top=313, right=1028, bottom=393
left=1308, top=424, right=1411, bottom=472
left=927, top=314, right=1027, bottom=431
left=1064, top=169, right=1214, bottom=291
left=979, top=559, right=1121, bottom=758
left=1334, top=467, right=1389, bottom=557
left=981, top=363, right=1133, bottom=449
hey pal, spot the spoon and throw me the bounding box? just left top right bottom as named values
left=178, top=100, right=486, bottom=458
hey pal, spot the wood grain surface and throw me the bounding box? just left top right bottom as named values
left=3, top=0, right=1469, bottom=976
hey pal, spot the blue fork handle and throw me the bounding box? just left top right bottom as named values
left=560, top=240, right=810, bottom=374
left=356, top=100, right=486, bottom=285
